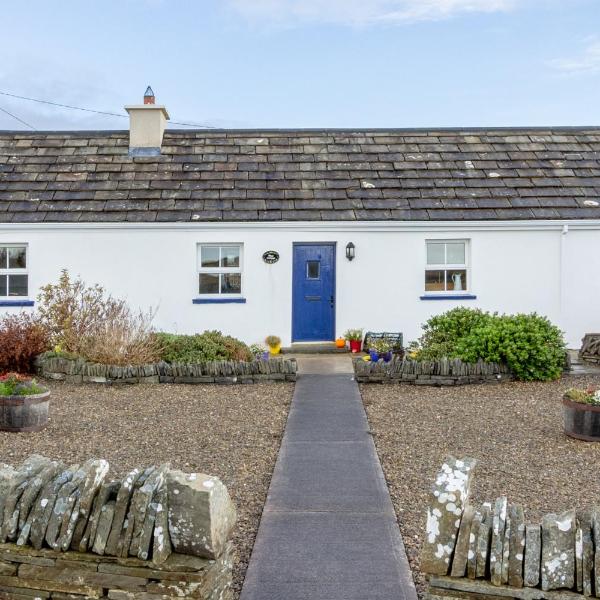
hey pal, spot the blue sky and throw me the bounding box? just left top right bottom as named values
left=0, top=0, right=599, bottom=130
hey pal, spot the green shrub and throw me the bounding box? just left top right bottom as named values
left=417, top=307, right=493, bottom=360
left=414, top=308, right=566, bottom=381
left=455, top=313, right=566, bottom=381
left=155, top=330, right=252, bottom=363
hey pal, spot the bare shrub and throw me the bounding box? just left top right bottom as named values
left=81, top=307, right=162, bottom=366
left=37, top=270, right=162, bottom=366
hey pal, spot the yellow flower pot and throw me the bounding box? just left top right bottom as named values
left=269, top=344, right=281, bottom=355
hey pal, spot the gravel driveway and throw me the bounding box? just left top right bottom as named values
left=361, top=374, right=600, bottom=598
left=0, top=380, right=293, bottom=599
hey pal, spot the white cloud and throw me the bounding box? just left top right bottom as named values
left=549, top=38, right=600, bottom=74
left=226, top=0, right=517, bottom=26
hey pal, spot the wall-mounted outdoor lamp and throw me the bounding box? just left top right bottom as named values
left=345, top=242, right=355, bottom=261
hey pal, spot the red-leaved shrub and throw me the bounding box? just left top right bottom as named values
left=0, top=313, right=50, bottom=373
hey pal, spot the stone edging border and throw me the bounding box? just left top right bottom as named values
left=353, top=357, right=512, bottom=386
left=35, top=354, right=297, bottom=385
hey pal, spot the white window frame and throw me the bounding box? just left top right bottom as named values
left=197, top=243, right=243, bottom=297
left=424, top=239, right=470, bottom=295
left=0, top=244, right=29, bottom=298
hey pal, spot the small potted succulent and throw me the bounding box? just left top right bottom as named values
left=335, top=337, right=346, bottom=349
left=0, top=373, right=50, bottom=432
left=344, top=329, right=364, bottom=353
left=369, top=338, right=393, bottom=363
left=563, top=386, right=600, bottom=441
left=265, top=335, right=282, bottom=356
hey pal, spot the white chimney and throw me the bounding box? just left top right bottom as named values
left=125, top=86, right=170, bottom=156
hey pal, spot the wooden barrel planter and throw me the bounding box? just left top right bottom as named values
left=563, top=395, right=600, bottom=441
left=0, top=390, right=50, bottom=432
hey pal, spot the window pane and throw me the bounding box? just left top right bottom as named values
left=446, top=242, right=465, bottom=265
left=221, top=246, right=240, bottom=268
left=0, top=248, right=6, bottom=269
left=200, top=247, right=219, bottom=268
left=426, top=243, right=445, bottom=265
left=7, top=247, right=26, bottom=269
left=447, top=270, right=467, bottom=292
left=425, top=270, right=446, bottom=292
left=0, top=275, right=6, bottom=296
left=199, top=273, right=219, bottom=294
left=306, top=260, right=320, bottom=279
left=221, top=273, right=241, bottom=294
left=8, top=274, right=28, bottom=297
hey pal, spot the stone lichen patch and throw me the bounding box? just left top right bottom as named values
left=421, top=456, right=476, bottom=575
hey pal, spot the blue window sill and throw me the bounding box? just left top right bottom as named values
left=193, top=297, right=246, bottom=304
left=420, top=294, right=477, bottom=301
left=0, top=300, right=35, bottom=307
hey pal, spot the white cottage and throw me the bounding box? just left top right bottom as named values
left=1, top=94, right=600, bottom=348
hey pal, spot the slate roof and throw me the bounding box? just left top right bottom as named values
left=1, top=128, right=600, bottom=223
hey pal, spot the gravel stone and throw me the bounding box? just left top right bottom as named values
left=0, top=380, right=292, bottom=599
left=361, top=374, right=600, bottom=598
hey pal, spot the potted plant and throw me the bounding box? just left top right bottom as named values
left=335, top=337, right=346, bottom=349
left=406, top=341, right=421, bottom=360
left=0, top=373, right=50, bottom=432
left=265, top=335, right=282, bottom=356
left=370, top=338, right=393, bottom=363
left=563, top=386, right=600, bottom=441
left=344, top=329, right=364, bottom=353
left=249, top=343, right=269, bottom=361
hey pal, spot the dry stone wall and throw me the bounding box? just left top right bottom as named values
left=35, top=355, right=297, bottom=385
left=581, top=334, right=600, bottom=365
left=423, top=457, right=597, bottom=600
left=0, top=455, right=236, bottom=599
left=354, top=358, right=513, bottom=386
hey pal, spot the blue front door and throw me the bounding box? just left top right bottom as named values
left=292, top=243, right=335, bottom=342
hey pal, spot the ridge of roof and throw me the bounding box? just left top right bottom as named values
left=1, top=125, right=600, bottom=136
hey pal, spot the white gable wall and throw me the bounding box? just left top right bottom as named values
left=0, top=221, right=598, bottom=348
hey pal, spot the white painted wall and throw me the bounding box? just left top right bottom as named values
left=0, top=221, right=598, bottom=348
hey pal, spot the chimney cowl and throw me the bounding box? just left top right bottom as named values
left=125, top=87, right=169, bottom=157
left=144, top=86, right=155, bottom=105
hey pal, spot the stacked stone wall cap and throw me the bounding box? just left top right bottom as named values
left=167, top=470, right=236, bottom=560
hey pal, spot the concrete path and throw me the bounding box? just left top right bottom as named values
left=241, top=356, right=417, bottom=600
left=568, top=349, right=600, bottom=376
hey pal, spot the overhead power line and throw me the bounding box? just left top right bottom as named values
left=0, top=105, right=36, bottom=130
left=0, top=90, right=215, bottom=128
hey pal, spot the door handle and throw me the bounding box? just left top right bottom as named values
left=330, top=295, right=334, bottom=308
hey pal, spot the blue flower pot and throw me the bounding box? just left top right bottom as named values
left=369, top=350, right=379, bottom=362
left=261, top=351, right=270, bottom=361
left=382, top=351, right=392, bottom=363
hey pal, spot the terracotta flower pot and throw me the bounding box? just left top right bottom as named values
left=563, top=395, right=600, bottom=441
